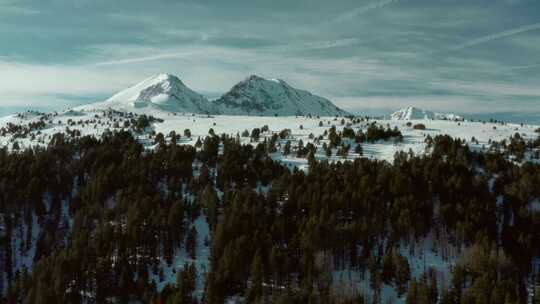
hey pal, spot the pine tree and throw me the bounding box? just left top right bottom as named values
left=440, top=286, right=455, bottom=304
left=283, top=141, right=291, bottom=156
left=451, top=265, right=465, bottom=301
left=307, top=151, right=316, bottom=170
left=201, top=185, right=219, bottom=229
left=381, top=249, right=395, bottom=284
left=429, top=272, right=438, bottom=303
left=296, top=139, right=304, bottom=158
left=175, top=263, right=197, bottom=304
left=395, top=253, right=411, bottom=296
left=417, top=274, right=431, bottom=304
left=406, top=279, right=418, bottom=304
left=247, top=250, right=264, bottom=302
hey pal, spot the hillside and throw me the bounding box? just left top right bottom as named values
left=1, top=116, right=539, bottom=303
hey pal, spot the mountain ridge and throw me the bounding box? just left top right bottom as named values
left=77, top=73, right=348, bottom=117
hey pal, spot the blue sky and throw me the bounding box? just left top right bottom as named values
left=1, top=0, right=540, bottom=117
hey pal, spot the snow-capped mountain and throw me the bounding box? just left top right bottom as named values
left=391, top=107, right=463, bottom=121
left=77, top=73, right=217, bottom=114
left=75, top=73, right=347, bottom=117
left=214, top=75, right=348, bottom=116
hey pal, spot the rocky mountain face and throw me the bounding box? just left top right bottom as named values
left=391, top=107, right=463, bottom=121
left=214, top=75, right=348, bottom=116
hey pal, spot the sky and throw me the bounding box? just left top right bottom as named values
left=1, top=0, right=540, bottom=118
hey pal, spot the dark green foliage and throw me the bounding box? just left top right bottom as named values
left=413, top=123, right=426, bottom=130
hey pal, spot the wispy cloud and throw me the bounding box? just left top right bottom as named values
left=302, top=38, right=360, bottom=50
left=0, top=43, right=414, bottom=108
left=326, top=0, right=400, bottom=25
left=433, top=80, right=540, bottom=97
left=2, top=0, right=540, bottom=117
left=0, top=4, right=39, bottom=15
left=94, top=51, right=194, bottom=66
left=507, top=63, right=540, bottom=70
left=271, top=38, right=360, bottom=52
left=0, top=60, right=135, bottom=107
left=452, top=22, right=540, bottom=51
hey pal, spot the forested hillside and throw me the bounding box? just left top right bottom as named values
left=1, top=125, right=539, bottom=303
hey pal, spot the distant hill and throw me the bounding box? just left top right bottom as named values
left=391, top=107, right=463, bottom=121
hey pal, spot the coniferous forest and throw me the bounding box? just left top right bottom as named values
left=0, top=126, right=539, bottom=303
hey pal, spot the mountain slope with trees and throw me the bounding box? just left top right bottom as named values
left=0, top=120, right=539, bottom=303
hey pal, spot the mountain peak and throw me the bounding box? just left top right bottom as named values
left=76, top=74, right=348, bottom=117
left=245, top=74, right=265, bottom=81
left=77, top=73, right=216, bottom=114
left=152, top=73, right=185, bottom=85
left=104, top=73, right=188, bottom=104
left=243, top=75, right=284, bottom=84
left=215, top=76, right=348, bottom=116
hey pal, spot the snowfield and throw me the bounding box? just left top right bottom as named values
left=1, top=109, right=538, bottom=167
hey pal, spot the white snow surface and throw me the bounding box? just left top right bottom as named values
left=149, top=215, right=210, bottom=298
left=76, top=73, right=215, bottom=114
left=332, top=232, right=459, bottom=303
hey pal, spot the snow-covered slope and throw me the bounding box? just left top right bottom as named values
left=77, top=73, right=217, bottom=114
left=1, top=109, right=538, bottom=165
left=214, top=75, right=348, bottom=116
left=391, top=107, right=463, bottom=121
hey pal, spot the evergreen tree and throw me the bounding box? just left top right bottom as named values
left=201, top=185, right=219, bottom=229
left=406, top=279, right=418, bottom=304
left=247, top=250, right=264, bottom=302
left=283, top=141, right=291, bottom=156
